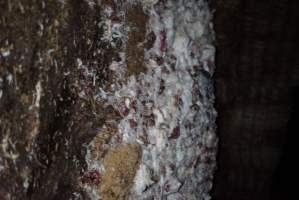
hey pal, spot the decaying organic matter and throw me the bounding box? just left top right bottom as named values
left=0, top=0, right=217, bottom=199
left=99, top=144, right=142, bottom=200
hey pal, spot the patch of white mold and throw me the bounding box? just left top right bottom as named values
left=85, top=0, right=217, bottom=199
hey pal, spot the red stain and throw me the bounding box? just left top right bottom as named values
left=169, top=126, right=180, bottom=139
left=116, top=134, right=123, bottom=143
left=129, top=119, right=138, bottom=129
left=79, top=68, right=87, bottom=80
left=119, top=104, right=129, bottom=117
left=82, top=170, right=101, bottom=185
left=131, top=100, right=137, bottom=112
left=110, top=15, right=121, bottom=23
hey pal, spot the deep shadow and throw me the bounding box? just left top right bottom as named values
left=211, top=0, right=299, bottom=199
left=271, top=86, right=299, bottom=200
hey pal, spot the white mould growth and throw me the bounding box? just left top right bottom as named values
left=138, top=0, right=159, bottom=8
left=85, top=0, right=217, bottom=199
left=6, top=73, right=13, bottom=85
left=1, top=49, right=10, bottom=57
left=0, top=78, right=2, bottom=100
left=34, top=81, right=42, bottom=108
left=0, top=157, right=4, bottom=173
left=133, top=164, right=154, bottom=195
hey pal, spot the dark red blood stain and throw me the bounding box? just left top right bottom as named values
left=82, top=170, right=101, bottom=185
left=79, top=69, right=87, bottom=79
left=159, top=30, right=167, bottom=52
left=83, top=82, right=95, bottom=94
left=119, top=105, right=129, bottom=117
left=129, top=119, right=138, bottom=129
left=106, top=122, right=118, bottom=132
left=131, top=100, right=137, bottom=111
left=116, top=134, right=123, bottom=143
left=110, top=15, right=121, bottom=22
left=169, top=126, right=180, bottom=139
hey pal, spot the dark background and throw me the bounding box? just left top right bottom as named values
left=211, top=0, right=299, bottom=199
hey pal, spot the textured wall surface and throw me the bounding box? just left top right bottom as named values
left=211, top=0, right=299, bottom=199
left=0, top=0, right=217, bottom=199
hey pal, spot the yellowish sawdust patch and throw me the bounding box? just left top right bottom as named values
left=99, top=143, right=142, bottom=200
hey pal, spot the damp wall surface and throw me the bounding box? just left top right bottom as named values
left=0, top=1, right=217, bottom=199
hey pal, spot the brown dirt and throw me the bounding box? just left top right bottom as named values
left=125, top=4, right=149, bottom=77
left=99, top=143, right=142, bottom=200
